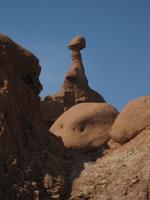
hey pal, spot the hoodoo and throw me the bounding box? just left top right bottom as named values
left=40, top=36, right=105, bottom=128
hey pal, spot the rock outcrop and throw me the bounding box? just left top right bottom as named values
left=0, top=33, right=68, bottom=200
left=50, top=103, right=118, bottom=151
left=40, top=36, right=105, bottom=128
left=110, top=96, right=150, bottom=143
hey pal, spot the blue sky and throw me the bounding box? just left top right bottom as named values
left=0, top=0, right=150, bottom=110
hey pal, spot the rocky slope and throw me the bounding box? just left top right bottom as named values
left=67, top=128, right=150, bottom=200
left=40, top=36, right=105, bottom=128
left=0, top=33, right=69, bottom=200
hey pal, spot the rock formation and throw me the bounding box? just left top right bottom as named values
left=40, top=36, right=105, bottom=128
left=63, top=96, right=150, bottom=200
left=50, top=103, right=118, bottom=151
left=0, top=33, right=68, bottom=200
left=110, top=96, right=150, bottom=143
left=0, top=33, right=150, bottom=200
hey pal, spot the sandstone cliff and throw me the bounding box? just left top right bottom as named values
left=0, top=33, right=69, bottom=200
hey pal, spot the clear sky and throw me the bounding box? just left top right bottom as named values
left=0, top=0, right=150, bottom=110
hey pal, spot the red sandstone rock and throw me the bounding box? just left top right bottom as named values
left=50, top=103, right=118, bottom=151
left=68, top=35, right=86, bottom=50
left=110, top=96, right=150, bottom=143
left=0, top=33, right=68, bottom=199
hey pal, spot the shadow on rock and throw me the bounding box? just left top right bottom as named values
left=63, top=144, right=109, bottom=200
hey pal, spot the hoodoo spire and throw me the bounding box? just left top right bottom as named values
left=40, top=35, right=105, bottom=127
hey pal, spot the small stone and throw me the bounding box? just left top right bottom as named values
left=51, top=194, right=60, bottom=199
left=43, top=174, right=53, bottom=189
left=34, top=190, right=39, bottom=200
left=11, top=158, right=17, bottom=165
left=31, top=181, right=38, bottom=188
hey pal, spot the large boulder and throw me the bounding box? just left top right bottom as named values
left=110, top=96, right=150, bottom=143
left=50, top=103, right=118, bottom=151
left=40, top=36, right=105, bottom=128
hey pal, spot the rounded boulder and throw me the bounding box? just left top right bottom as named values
left=50, top=103, right=118, bottom=150
left=110, top=96, right=150, bottom=143
left=68, top=36, right=86, bottom=50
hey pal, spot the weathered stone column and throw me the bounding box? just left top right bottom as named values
left=68, top=36, right=85, bottom=68
left=66, top=36, right=88, bottom=88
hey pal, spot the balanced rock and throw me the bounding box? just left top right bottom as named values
left=68, top=35, right=86, bottom=50
left=110, top=96, right=150, bottom=143
left=40, top=36, right=105, bottom=128
left=50, top=103, right=118, bottom=150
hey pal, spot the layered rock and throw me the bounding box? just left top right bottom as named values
left=50, top=103, right=118, bottom=151
left=40, top=36, right=105, bottom=128
left=110, top=96, right=150, bottom=143
left=0, top=33, right=68, bottom=200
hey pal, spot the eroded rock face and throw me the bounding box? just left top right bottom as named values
left=50, top=103, right=118, bottom=151
left=0, top=33, right=68, bottom=199
left=110, top=96, right=150, bottom=144
left=40, top=36, right=105, bottom=128
left=0, top=33, right=42, bottom=95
